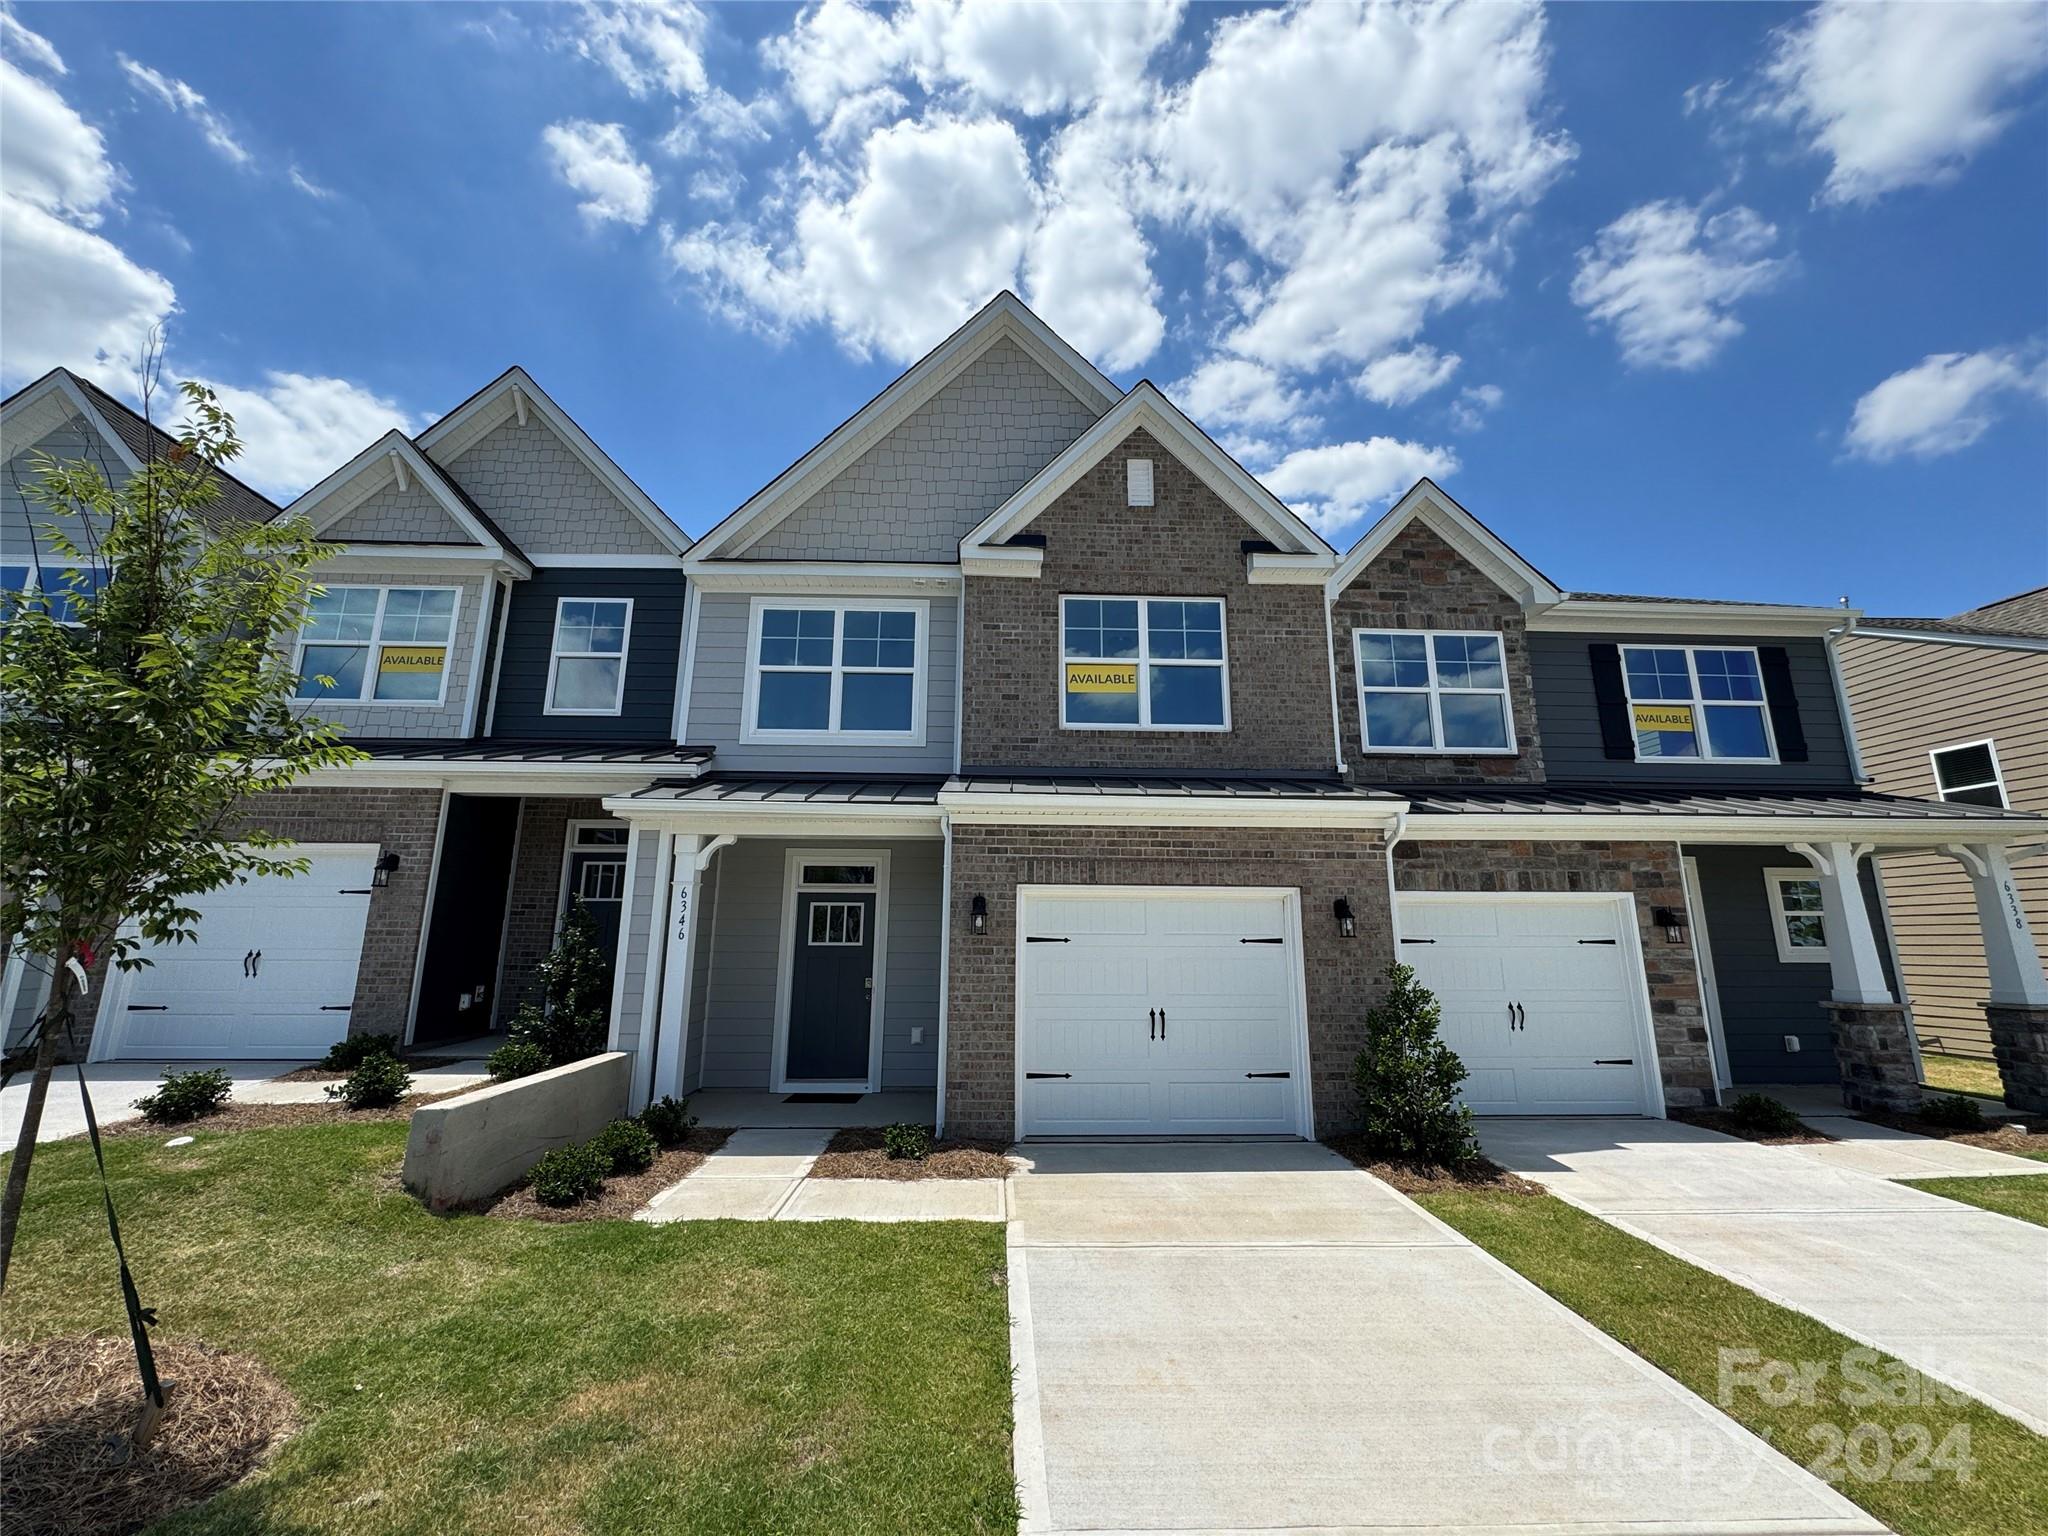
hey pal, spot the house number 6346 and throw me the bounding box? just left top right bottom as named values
left=675, top=888, right=690, bottom=944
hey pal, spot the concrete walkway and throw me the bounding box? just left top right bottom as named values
left=1789, top=1116, right=2047, bottom=1180
left=1008, top=1140, right=1878, bottom=1536
left=636, top=1127, right=1005, bottom=1222
left=1482, top=1118, right=2048, bottom=1437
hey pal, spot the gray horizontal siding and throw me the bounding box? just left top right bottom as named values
left=489, top=569, right=685, bottom=740
left=1531, top=632, right=1854, bottom=785
left=685, top=591, right=958, bottom=772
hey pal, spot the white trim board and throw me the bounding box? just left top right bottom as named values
left=291, top=433, right=531, bottom=577
left=769, top=848, right=893, bottom=1093
left=1328, top=479, right=1560, bottom=606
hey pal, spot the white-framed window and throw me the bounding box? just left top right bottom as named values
left=1620, top=645, right=1776, bottom=763
left=1, top=559, right=111, bottom=624
left=1060, top=595, right=1229, bottom=730
left=292, top=584, right=460, bottom=705
left=1929, top=739, right=2007, bottom=808
left=742, top=597, right=927, bottom=742
left=1764, top=868, right=1830, bottom=963
left=807, top=900, right=866, bottom=946
left=545, top=597, right=633, bottom=715
left=1354, top=629, right=1515, bottom=753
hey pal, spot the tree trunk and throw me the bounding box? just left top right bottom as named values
left=0, top=955, right=73, bottom=1292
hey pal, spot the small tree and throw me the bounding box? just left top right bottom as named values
left=506, top=901, right=612, bottom=1066
left=1, top=357, right=360, bottom=1288
left=1353, top=962, right=1480, bottom=1166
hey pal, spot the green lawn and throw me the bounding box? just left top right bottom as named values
left=1901, top=1173, right=2048, bottom=1228
left=1920, top=1052, right=2005, bottom=1100
left=2, top=1123, right=1017, bottom=1534
left=1418, top=1188, right=2048, bottom=1536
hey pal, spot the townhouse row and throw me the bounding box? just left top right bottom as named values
left=6, top=294, right=2046, bottom=1134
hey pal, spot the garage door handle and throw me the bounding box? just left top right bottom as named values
left=1245, top=1071, right=1290, bottom=1079
left=242, top=949, right=254, bottom=977
left=1514, top=1003, right=1525, bottom=1030
left=127, top=1004, right=168, bottom=1012
left=1594, top=1058, right=1633, bottom=1067
left=1577, top=938, right=1617, bottom=945
left=1025, top=1072, right=1071, bottom=1080
left=1149, top=1007, right=1157, bottom=1039
left=1158, top=1008, right=1165, bottom=1039
left=251, top=950, right=262, bottom=977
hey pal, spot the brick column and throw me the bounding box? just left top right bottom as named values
left=1825, top=1001, right=1922, bottom=1114
left=1984, top=1004, right=2048, bottom=1115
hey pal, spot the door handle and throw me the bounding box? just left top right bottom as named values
left=1507, top=1002, right=1515, bottom=1032
left=251, top=950, right=262, bottom=977
left=1158, top=1008, right=1166, bottom=1039
left=1514, top=1002, right=1525, bottom=1030
left=243, top=950, right=255, bottom=978
left=1149, top=1007, right=1157, bottom=1039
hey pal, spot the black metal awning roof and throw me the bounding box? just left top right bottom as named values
left=1390, top=782, right=2042, bottom=822
left=353, top=739, right=715, bottom=766
left=945, top=773, right=1392, bottom=800
left=620, top=775, right=947, bottom=805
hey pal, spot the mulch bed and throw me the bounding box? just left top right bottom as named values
left=1855, top=1107, right=2041, bottom=1153
left=101, top=1090, right=464, bottom=1141
left=808, top=1127, right=1014, bottom=1181
left=1, top=1334, right=297, bottom=1536
left=270, top=1054, right=462, bottom=1083
left=1321, top=1134, right=1545, bottom=1196
left=1670, top=1107, right=1835, bottom=1146
left=472, top=1129, right=733, bottom=1222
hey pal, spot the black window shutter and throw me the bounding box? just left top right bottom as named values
left=1589, top=643, right=1633, bottom=760
left=1758, top=646, right=1809, bottom=762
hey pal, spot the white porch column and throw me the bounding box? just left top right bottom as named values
left=1789, top=841, right=1892, bottom=1003
left=651, top=833, right=734, bottom=1105
left=1941, top=843, right=2048, bottom=1006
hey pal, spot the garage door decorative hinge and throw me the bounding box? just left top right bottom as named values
left=1594, top=1058, right=1634, bottom=1066
left=1239, top=937, right=1284, bottom=945
left=126, top=1005, right=168, bottom=1012
left=338, top=887, right=374, bottom=895
left=321, top=1005, right=352, bottom=1012
left=1399, top=937, right=1436, bottom=944
left=1244, top=1071, right=1291, bottom=1079
left=1025, top=1071, right=1072, bottom=1079
left=1025, top=936, right=1070, bottom=944
left=1577, top=938, right=1618, bottom=945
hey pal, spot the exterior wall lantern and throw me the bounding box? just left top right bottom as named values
left=1334, top=897, right=1356, bottom=939
left=970, top=894, right=989, bottom=934
left=372, top=851, right=402, bottom=889
left=1653, top=906, right=1686, bottom=944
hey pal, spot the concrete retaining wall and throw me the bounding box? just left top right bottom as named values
left=403, top=1051, right=630, bottom=1211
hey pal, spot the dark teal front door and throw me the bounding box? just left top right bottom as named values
left=786, top=891, right=877, bottom=1082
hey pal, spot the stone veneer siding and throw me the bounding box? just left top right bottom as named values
left=944, top=823, right=1392, bottom=1139
left=1332, top=519, right=1545, bottom=784
left=961, top=428, right=1336, bottom=774
left=494, top=796, right=610, bottom=1027
left=1391, top=839, right=1715, bottom=1108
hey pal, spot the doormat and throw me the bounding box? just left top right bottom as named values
left=784, top=1093, right=863, bottom=1104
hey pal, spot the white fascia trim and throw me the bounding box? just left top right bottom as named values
left=691, top=294, right=1120, bottom=565
left=961, top=384, right=1333, bottom=562
left=298, top=759, right=704, bottom=788
left=292, top=433, right=523, bottom=563
left=1401, top=812, right=2048, bottom=844
left=1328, top=480, right=1561, bottom=606
left=417, top=367, right=690, bottom=555
left=322, top=545, right=532, bottom=578
left=535, top=553, right=685, bottom=569
left=1846, top=625, right=2048, bottom=654
left=3, top=371, right=145, bottom=475
left=1528, top=601, right=1856, bottom=637
left=961, top=546, right=1043, bottom=579
left=936, top=792, right=1405, bottom=830
left=600, top=797, right=945, bottom=840
left=1248, top=551, right=1335, bottom=585
left=684, top=561, right=962, bottom=595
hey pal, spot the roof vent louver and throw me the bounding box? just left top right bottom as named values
left=1127, top=457, right=1154, bottom=507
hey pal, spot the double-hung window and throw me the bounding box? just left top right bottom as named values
left=293, top=584, right=459, bottom=704
left=1764, top=869, right=1829, bottom=963
left=746, top=599, right=924, bottom=739
left=546, top=597, right=633, bottom=714
left=1621, top=645, right=1775, bottom=762
left=2, top=560, right=111, bottom=624
left=1930, top=740, right=2006, bottom=808
left=1061, top=596, right=1228, bottom=729
left=1355, top=630, right=1514, bottom=752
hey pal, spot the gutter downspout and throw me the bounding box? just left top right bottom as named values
left=1382, top=807, right=1408, bottom=950
left=1824, top=621, right=1870, bottom=784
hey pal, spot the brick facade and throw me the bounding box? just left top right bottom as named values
left=1332, top=519, right=1545, bottom=784
left=494, top=795, right=610, bottom=1027
left=960, top=428, right=1336, bottom=774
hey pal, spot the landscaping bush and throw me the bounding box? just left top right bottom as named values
left=639, top=1094, right=697, bottom=1146
left=882, top=1122, right=933, bottom=1161
left=505, top=901, right=612, bottom=1068
left=1727, top=1092, right=1804, bottom=1135
left=487, top=1039, right=551, bottom=1082
left=134, top=1067, right=233, bottom=1125
left=1353, top=962, right=1479, bottom=1166
left=591, top=1118, right=658, bottom=1175
left=317, top=1032, right=398, bottom=1072
left=325, top=1054, right=412, bottom=1110
left=529, top=1143, right=608, bottom=1207
left=1920, top=1092, right=1987, bottom=1130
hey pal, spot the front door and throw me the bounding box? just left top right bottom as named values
left=785, top=891, right=877, bottom=1082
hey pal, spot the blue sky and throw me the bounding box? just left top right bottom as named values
left=4, top=1, right=2044, bottom=615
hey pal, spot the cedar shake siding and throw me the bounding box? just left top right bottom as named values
left=1332, top=519, right=1545, bottom=785
left=960, top=428, right=1335, bottom=775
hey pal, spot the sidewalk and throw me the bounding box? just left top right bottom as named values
left=637, top=1128, right=1005, bottom=1222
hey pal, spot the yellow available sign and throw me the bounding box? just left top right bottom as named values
left=379, top=645, right=447, bottom=674
left=1066, top=662, right=1137, bottom=694
left=1632, top=703, right=1695, bottom=733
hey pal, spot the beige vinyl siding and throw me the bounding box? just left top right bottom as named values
left=1839, top=633, right=2048, bottom=1057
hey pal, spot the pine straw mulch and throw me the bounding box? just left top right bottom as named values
left=1321, top=1134, right=1545, bottom=1196
left=808, top=1127, right=1015, bottom=1181
left=469, top=1128, right=734, bottom=1223
left=1, top=1334, right=297, bottom=1536
left=1854, top=1106, right=2042, bottom=1154
left=100, top=1089, right=466, bottom=1141
left=1670, top=1107, right=1835, bottom=1146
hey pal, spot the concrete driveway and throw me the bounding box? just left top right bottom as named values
left=1007, top=1141, right=1878, bottom=1536
left=1481, top=1118, right=2048, bottom=1437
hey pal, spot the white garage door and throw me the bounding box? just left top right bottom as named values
left=1394, top=894, right=1656, bottom=1116
left=1018, top=888, right=1307, bottom=1137
left=108, top=845, right=378, bottom=1060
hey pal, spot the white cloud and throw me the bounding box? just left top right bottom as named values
left=1759, top=0, right=2048, bottom=205
left=1, top=7, right=65, bottom=74
left=1571, top=200, right=1788, bottom=370
left=544, top=120, right=657, bottom=229
left=194, top=372, right=419, bottom=498
left=1844, top=348, right=2045, bottom=462
left=1449, top=382, right=1503, bottom=432
left=288, top=166, right=336, bottom=200
left=1, top=58, right=116, bottom=223
left=0, top=201, right=175, bottom=388
left=118, top=54, right=252, bottom=167
left=687, top=167, right=742, bottom=206
left=1023, top=113, right=1163, bottom=372
left=564, top=0, right=709, bottom=99
left=1171, top=358, right=1315, bottom=434
left=1356, top=345, right=1461, bottom=407
left=1258, top=437, right=1460, bottom=534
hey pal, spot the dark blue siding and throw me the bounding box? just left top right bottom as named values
left=488, top=569, right=684, bottom=740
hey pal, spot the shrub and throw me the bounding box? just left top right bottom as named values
left=135, top=1067, right=233, bottom=1125
left=487, top=1039, right=551, bottom=1082
left=639, top=1095, right=697, bottom=1146
left=591, top=1118, right=658, bottom=1175
left=529, top=1143, right=608, bottom=1207
left=883, top=1122, right=933, bottom=1161
left=318, top=1032, right=398, bottom=1072
left=1920, top=1092, right=1987, bottom=1130
left=1353, top=962, right=1480, bottom=1167
left=1727, top=1092, right=1804, bottom=1135
left=506, top=902, right=611, bottom=1067
left=325, top=1054, right=412, bottom=1110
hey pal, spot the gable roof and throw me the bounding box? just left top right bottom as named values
left=415, top=366, right=689, bottom=555
left=1953, top=585, right=2048, bottom=638
left=288, top=430, right=532, bottom=575
left=1327, top=479, right=1562, bottom=605
left=687, top=291, right=1122, bottom=565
